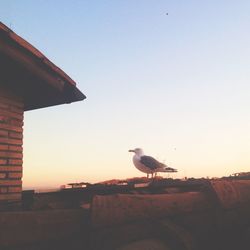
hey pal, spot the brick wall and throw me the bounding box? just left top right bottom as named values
left=0, top=86, right=23, bottom=210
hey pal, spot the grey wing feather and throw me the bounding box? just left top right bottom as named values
left=140, top=155, right=162, bottom=170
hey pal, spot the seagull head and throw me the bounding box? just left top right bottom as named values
left=128, top=148, right=144, bottom=156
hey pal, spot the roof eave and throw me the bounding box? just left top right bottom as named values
left=0, top=22, right=86, bottom=111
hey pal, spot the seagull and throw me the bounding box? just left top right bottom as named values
left=129, top=148, right=177, bottom=178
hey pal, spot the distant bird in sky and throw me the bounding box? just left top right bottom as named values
left=129, top=148, right=177, bottom=178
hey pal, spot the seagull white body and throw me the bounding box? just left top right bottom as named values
left=132, top=150, right=153, bottom=174
left=129, top=148, right=177, bottom=178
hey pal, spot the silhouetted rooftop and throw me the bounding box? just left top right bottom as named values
left=0, top=22, right=86, bottom=110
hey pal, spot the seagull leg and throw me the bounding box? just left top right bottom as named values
left=147, top=173, right=149, bottom=178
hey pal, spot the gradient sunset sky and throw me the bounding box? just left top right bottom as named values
left=1, top=1, right=250, bottom=188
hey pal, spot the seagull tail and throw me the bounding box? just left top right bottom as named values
left=159, top=164, right=177, bottom=173
left=164, top=167, right=178, bottom=173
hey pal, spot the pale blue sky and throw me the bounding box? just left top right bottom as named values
left=1, top=1, right=250, bottom=188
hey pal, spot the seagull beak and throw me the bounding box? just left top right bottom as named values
left=128, top=149, right=135, bottom=153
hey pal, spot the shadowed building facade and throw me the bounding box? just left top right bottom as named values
left=0, top=22, right=85, bottom=210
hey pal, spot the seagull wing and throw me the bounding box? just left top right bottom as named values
left=140, top=155, right=163, bottom=170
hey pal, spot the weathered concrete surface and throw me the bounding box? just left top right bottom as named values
left=90, top=180, right=250, bottom=250
left=91, top=192, right=211, bottom=229
left=1, top=179, right=250, bottom=249
left=0, top=209, right=89, bottom=248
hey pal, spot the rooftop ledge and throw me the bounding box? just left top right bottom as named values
left=0, top=22, right=86, bottom=111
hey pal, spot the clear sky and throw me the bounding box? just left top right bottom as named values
left=1, top=1, right=250, bottom=189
